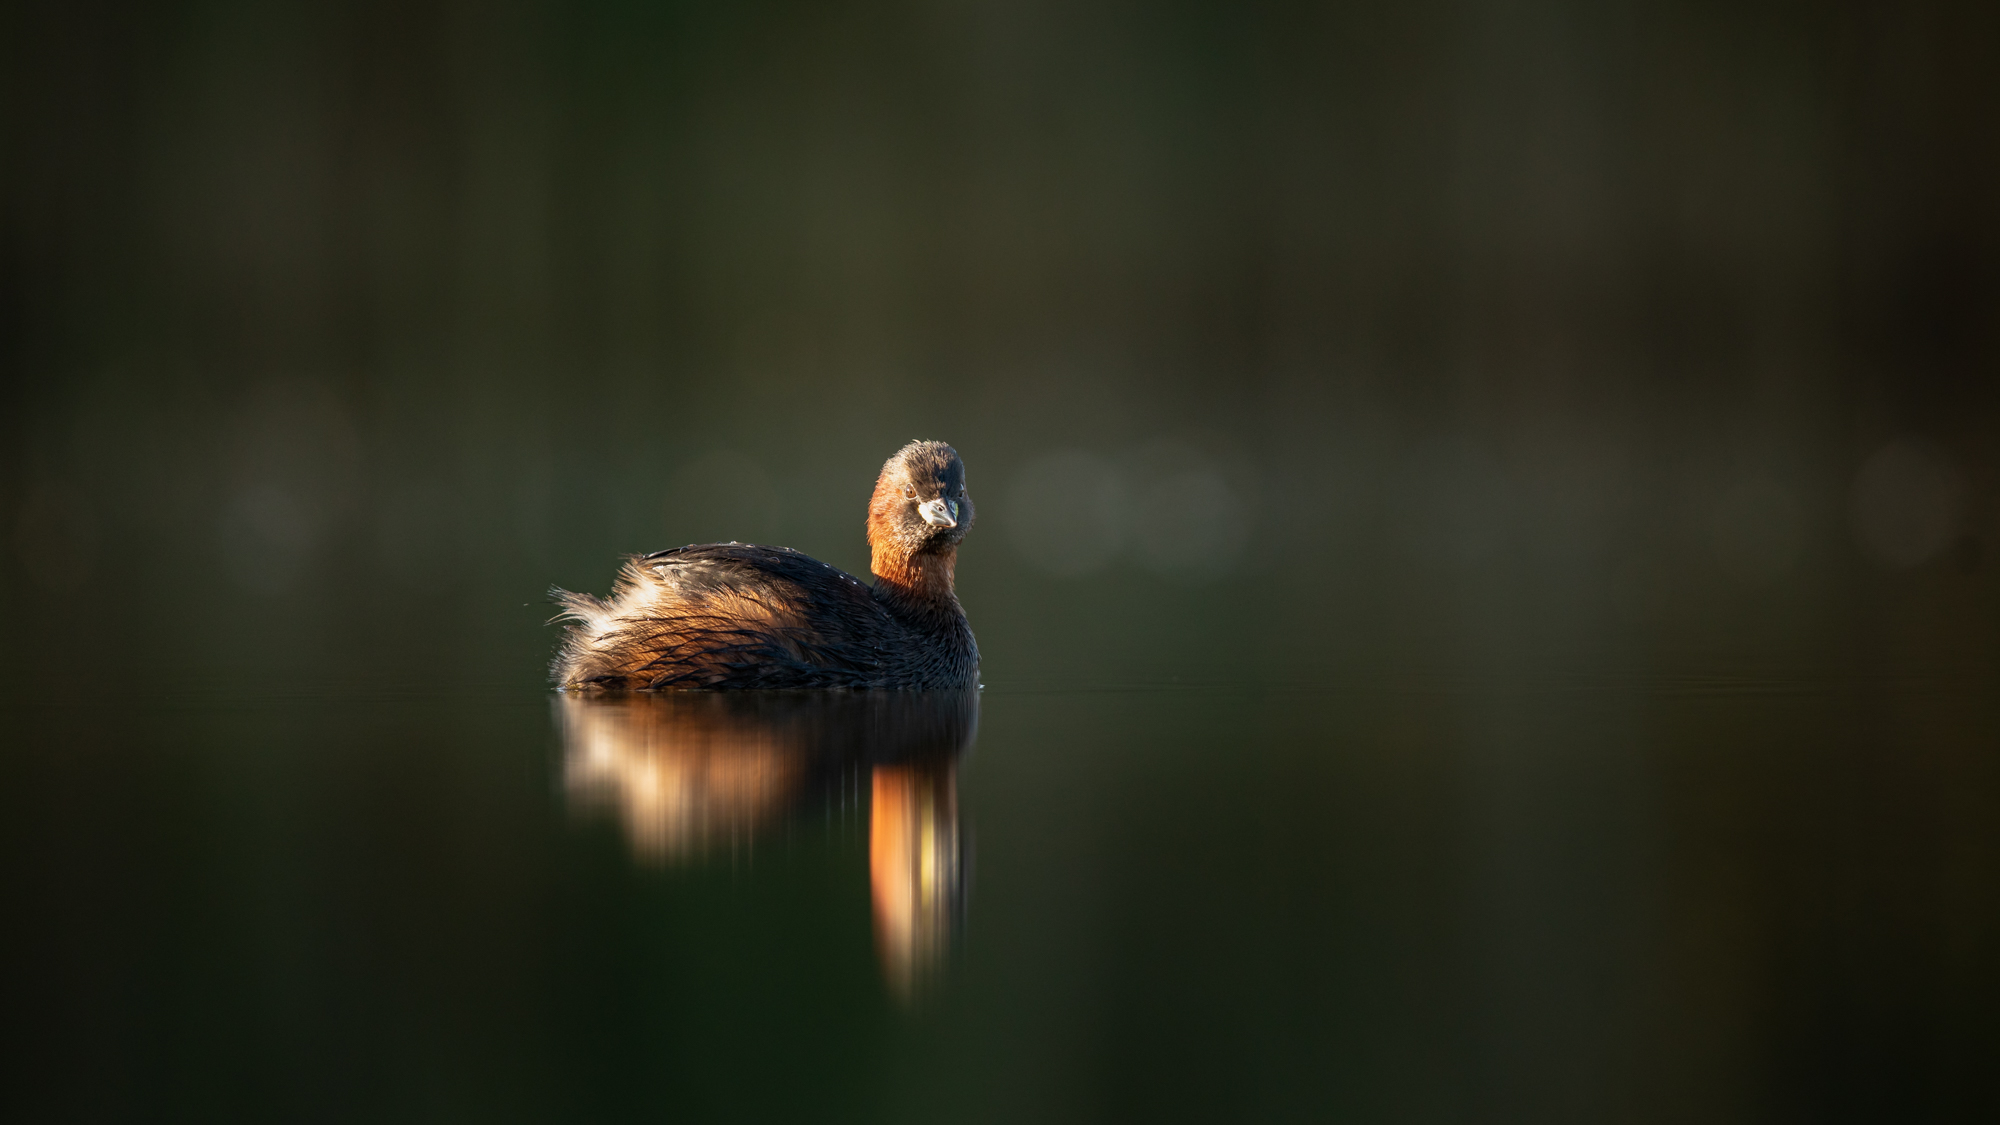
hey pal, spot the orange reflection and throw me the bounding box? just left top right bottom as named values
left=557, top=693, right=806, bottom=860
left=555, top=690, right=976, bottom=995
left=871, top=758, right=963, bottom=999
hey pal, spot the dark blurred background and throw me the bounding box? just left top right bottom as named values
left=4, top=0, right=1996, bottom=687
left=3, top=3, right=1999, bottom=1122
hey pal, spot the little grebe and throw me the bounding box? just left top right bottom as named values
left=551, top=440, right=978, bottom=690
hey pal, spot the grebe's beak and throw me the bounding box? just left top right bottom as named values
left=918, top=498, right=957, bottom=528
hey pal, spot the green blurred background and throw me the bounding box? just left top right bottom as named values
left=5, top=0, right=1995, bottom=688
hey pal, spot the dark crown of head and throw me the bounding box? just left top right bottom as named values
left=891, top=440, right=960, bottom=480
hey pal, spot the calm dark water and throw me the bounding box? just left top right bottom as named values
left=5, top=669, right=1994, bottom=1123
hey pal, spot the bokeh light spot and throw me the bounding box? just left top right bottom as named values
left=1851, top=440, right=1966, bottom=570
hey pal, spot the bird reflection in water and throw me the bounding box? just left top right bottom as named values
left=555, top=690, right=975, bottom=997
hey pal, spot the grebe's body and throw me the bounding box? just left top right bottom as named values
left=551, top=441, right=977, bottom=690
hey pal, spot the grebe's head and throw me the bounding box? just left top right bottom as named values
left=868, top=440, right=974, bottom=558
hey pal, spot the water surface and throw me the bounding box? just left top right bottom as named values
left=5, top=670, right=1993, bottom=1122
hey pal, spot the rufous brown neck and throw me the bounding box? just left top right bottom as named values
left=871, top=543, right=959, bottom=609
